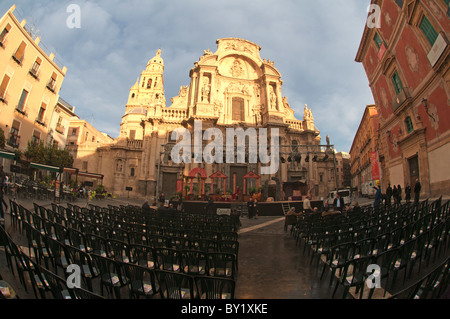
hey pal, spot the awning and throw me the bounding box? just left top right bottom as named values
left=30, top=162, right=62, bottom=173
left=77, top=172, right=104, bottom=180
left=0, top=150, right=15, bottom=160
left=63, top=167, right=103, bottom=180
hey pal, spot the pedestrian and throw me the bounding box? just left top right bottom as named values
left=205, top=196, right=215, bottom=214
left=0, top=181, right=4, bottom=221
left=158, top=192, right=165, bottom=205
left=142, top=200, right=151, bottom=215
left=333, top=193, right=345, bottom=212
left=254, top=199, right=259, bottom=219
left=303, top=194, right=312, bottom=214
left=397, top=184, right=402, bottom=204
left=405, top=184, right=411, bottom=203
left=414, top=179, right=421, bottom=205
left=386, top=183, right=393, bottom=207
left=247, top=198, right=254, bottom=219
left=177, top=197, right=184, bottom=212
left=393, top=185, right=398, bottom=205
left=373, top=180, right=382, bottom=209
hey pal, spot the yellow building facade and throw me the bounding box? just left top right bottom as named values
left=0, top=5, right=67, bottom=159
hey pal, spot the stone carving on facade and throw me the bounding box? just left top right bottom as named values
left=223, top=39, right=258, bottom=56
left=303, top=104, right=314, bottom=122
left=230, top=59, right=244, bottom=78
left=269, top=86, right=277, bottom=109
left=115, top=159, right=123, bottom=172
left=201, top=78, right=211, bottom=103
left=406, top=46, right=419, bottom=72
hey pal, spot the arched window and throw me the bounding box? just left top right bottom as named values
left=147, top=78, right=152, bottom=89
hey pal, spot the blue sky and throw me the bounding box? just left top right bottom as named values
left=1, top=0, right=375, bottom=153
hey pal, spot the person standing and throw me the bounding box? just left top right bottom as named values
left=158, top=193, right=165, bottom=206
left=393, top=185, right=398, bottom=205
left=303, top=194, right=312, bottom=214
left=247, top=198, right=255, bottom=219
left=397, top=185, right=402, bottom=204
left=373, top=181, right=382, bottom=209
left=0, top=180, right=4, bottom=221
left=333, top=193, right=345, bottom=212
left=386, top=183, right=393, bottom=207
left=414, top=179, right=421, bottom=205
left=405, top=184, right=411, bottom=203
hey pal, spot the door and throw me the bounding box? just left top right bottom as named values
left=408, top=155, right=419, bottom=188
left=162, top=172, right=178, bottom=199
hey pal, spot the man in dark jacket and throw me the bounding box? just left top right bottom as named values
left=386, top=184, right=393, bottom=207
left=333, top=193, right=345, bottom=212
left=414, top=179, right=421, bottom=205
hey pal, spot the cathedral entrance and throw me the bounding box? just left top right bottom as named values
left=162, top=172, right=178, bottom=199
left=230, top=166, right=247, bottom=195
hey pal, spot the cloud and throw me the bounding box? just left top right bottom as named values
left=1, top=0, right=375, bottom=153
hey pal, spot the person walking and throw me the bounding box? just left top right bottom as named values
left=414, top=179, right=421, bottom=205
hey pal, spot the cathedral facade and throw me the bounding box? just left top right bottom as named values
left=93, top=38, right=336, bottom=201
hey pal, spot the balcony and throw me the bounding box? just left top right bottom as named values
left=55, top=124, right=65, bottom=134
left=15, top=105, right=27, bottom=116
left=12, top=54, right=23, bottom=66
left=46, top=79, right=56, bottom=93
left=29, top=67, right=40, bottom=80
left=35, top=118, right=47, bottom=128
left=7, top=134, right=20, bottom=149
left=0, top=90, right=8, bottom=105
left=127, top=139, right=143, bottom=149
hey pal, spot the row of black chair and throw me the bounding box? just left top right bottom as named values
left=1, top=224, right=236, bottom=299
left=291, top=198, right=450, bottom=298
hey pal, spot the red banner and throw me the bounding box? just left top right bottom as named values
left=370, top=152, right=380, bottom=181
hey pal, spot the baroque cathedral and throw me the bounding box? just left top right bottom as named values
left=93, top=38, right=336, bottom=201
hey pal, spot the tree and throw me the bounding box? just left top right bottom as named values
left=24, top=141, right=73, bottom=168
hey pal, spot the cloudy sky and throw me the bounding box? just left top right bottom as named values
left=1, top=0, right=374, bottom=153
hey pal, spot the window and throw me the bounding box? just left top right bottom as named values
left=130, top=167, right=135, bottom=177
left=0, top=24, right=11, bottom=45
left=405, top=116, right=414, bottom=134
left=420, top=15, right=439, bottom=46
left=395, top=0, right=404, bottom=8
left=391, top=71, right=404, bottom=95
left=17, top=89, right=29, bottom=112
left=71, top=128, right=78, bottom=136
left=8, top=120, right=20, bottom=148
left=0, top=74, right=11, bottom=103
left=47, top=72, right=57, bottom=92
left=82, top=161, right=88, bottom=171
left=32, top=130, right=41, bottom=144
left=232, top=97, right=245, bottom=121
left=13, top=41, right=26, bottom=64
left=56, top=116, right=64, bottom=133
left=373, top=32, right=383, bottom=49
left=147, top=78, right=152, bottom=89
left=29, top=58, right=42, bottom=78
left=37, top=102, right=47, bottom=123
